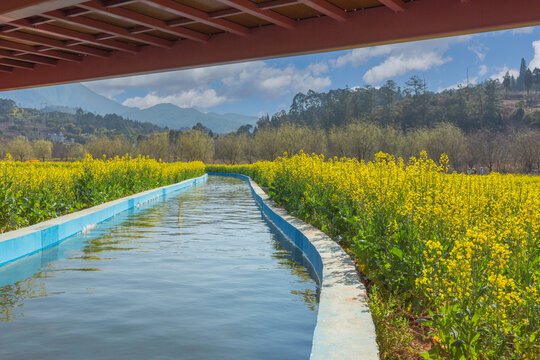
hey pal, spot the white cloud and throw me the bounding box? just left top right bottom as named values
left=331, top=46, right=393, bottom=68
left=330, top=36, right=470, bottom=85
left=438, top=76, right=479, bottom=92
left=528, top=40, right=540, bottom=70
left=512, top=27, right=534, bottom=35
left=478, top=64, right=488, bottom=76
left=122, top=89, right=227, bottom=109
left=489, top=66, right=519, bottom=82
left=363, top=52, right=451, bottom=84
left=468, top=43, right=488, bottom=61
left=307, top=62, right=329, bottom=75
left=84, top=60, right=331, bottom=108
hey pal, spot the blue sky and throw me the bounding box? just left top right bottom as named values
left=84, top=25, right=540, bottom=117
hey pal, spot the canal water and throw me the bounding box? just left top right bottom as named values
left=0, top=177, right=318, bottom=360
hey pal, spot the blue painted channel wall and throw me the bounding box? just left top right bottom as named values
left=208, top=173, right=323, bottom=283
left=0, top=174, right=208, bottom=267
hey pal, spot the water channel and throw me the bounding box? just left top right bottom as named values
left=0, top=176, right=319, bottom=359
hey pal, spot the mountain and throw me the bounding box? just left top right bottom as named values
left=121, top=104, right=257, bottom=133
left=0, top=83, right=127, bottom=115
left=0, top=84, right=258, bottom=133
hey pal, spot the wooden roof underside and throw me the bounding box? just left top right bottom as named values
left=0, top=0, right=539, bottom=90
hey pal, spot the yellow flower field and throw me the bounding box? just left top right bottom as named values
left=0, top=155, right=205, bottom=233
left=1, top=153, right=537, bottom=358
left=207, top=152, right=539, bottom=359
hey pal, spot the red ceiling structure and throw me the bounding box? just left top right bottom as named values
left=0, top=0, right=539, bottom=91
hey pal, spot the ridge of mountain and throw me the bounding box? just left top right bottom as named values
left=0, top=84, right=257, bottom=133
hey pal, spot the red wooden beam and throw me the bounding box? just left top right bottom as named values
left=0, top=30, right=111, bottom=58
left=0, top=65, right=13, bottom=73
left=378, top=0, right=405, bottom=13
left=140, top=0, right=250, bottom=36
left=8, top=18, right=140, bottom=53
left=102, top=0, right=139, bottom=7
left=0, top=48, right=57, bottom=66
left=0, top=58, right=35, bottom=69
left=27, top=16, right=55, bottom=25
left=2, top=0, right=540, bottom=90
left=15, top=53, right=58, bottom=66
left=64, top=7, right=92, bottom=17
left=259, top=0, right=298, bottom=10
left=43, top=9, right=175, bottom=49
left=0, top=1, right=88, bottom=21
left=0, top=38, right=82, bottom=62
left=298, top=0, right=347, bottom=22
left=128, top=25, right=151, bottom=34
left=78, top=1, right=209, bottom=43
left=166, top=0, right=297, bottom=27
left=217, top=0, right=296, bottom=29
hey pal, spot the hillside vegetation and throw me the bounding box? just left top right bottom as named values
left=0, top=99, right=163, bottom=142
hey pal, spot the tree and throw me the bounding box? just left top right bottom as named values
left=512, top=129, right=540, bottom=173
left=192, top=122, right=214, bottom=138
left=467, top=129, right=506, bottom=172
left=422, top=123, right=467, bottom=169
left=52, top=142, right=69, bottom=160
left=68, top=143, right=86, bottom=159
left=524, top=68, right=533, bottom=96
left=236, top=124, right=253, bottom=135
left=85, top=136, right=132, bottom=159
left=343, top=122, right=381, bottom=161
left=517, top=58, right=527, bottom=91
left=502, top=71, right=511, bottom=98
left=380, top=80, right=400, bottom=125
left=482, top=79, right=503, bottom=128
left=178, top=130, right=214, bottom=162
left=254, top=128, right=282, bottom=160
left=32, top=139, right=52, bottom=161
left=215, top=133, right=246, bottom=164
left=403, top=76, right=430, bottom=128
left=329, top=127, right=349, bottom=157
left=533, top=68, right=540, bottom=96
left=0, top=99, right=15, bottom=114
left=136, top=132, right=169, bottom=160
left=7, top=136, right=33, bottom=161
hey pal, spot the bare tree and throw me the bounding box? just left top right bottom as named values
left=32, top=139, right=52, bottom=161
left=178, top=130, right=214, bottom=163
left=215, top=133, right=247, bottom=164
left=512, top=129, right=540, bottom=173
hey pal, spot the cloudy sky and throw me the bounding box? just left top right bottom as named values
left=84, top=25, right=540, bottom=117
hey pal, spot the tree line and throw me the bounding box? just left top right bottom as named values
left=0, top=99, right=163, bottom=142
left=2, top=121, right=538, bottom=173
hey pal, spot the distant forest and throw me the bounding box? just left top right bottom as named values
left=0, top=99, right=163, bottom=142
left=257, top=70, right=539, bottom=132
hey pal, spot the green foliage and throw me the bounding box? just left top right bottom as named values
left=0, top=158, right=205, bottom=233
left=0, top=104, right=163, bottom=143
left=369, top=286, right=416, bottom=359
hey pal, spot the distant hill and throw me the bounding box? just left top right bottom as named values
left=0, top=83, right=127, bottom=115
left=121, top=104, right=258, bottom=133
left=0, top=98, right=164, bottom=142
left=0, top=84, right=257, bottom=133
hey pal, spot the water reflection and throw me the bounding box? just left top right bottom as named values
left=0, top=177, right=318, bottom=360
left=0, top=277, right=48, bottom=322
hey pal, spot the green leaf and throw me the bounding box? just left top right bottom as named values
left=390, top=246, right=403, bottom=259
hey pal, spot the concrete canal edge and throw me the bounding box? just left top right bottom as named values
left=0, top=174, right=208, bottom=267
left=208, top=173, right=379, bottom=360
